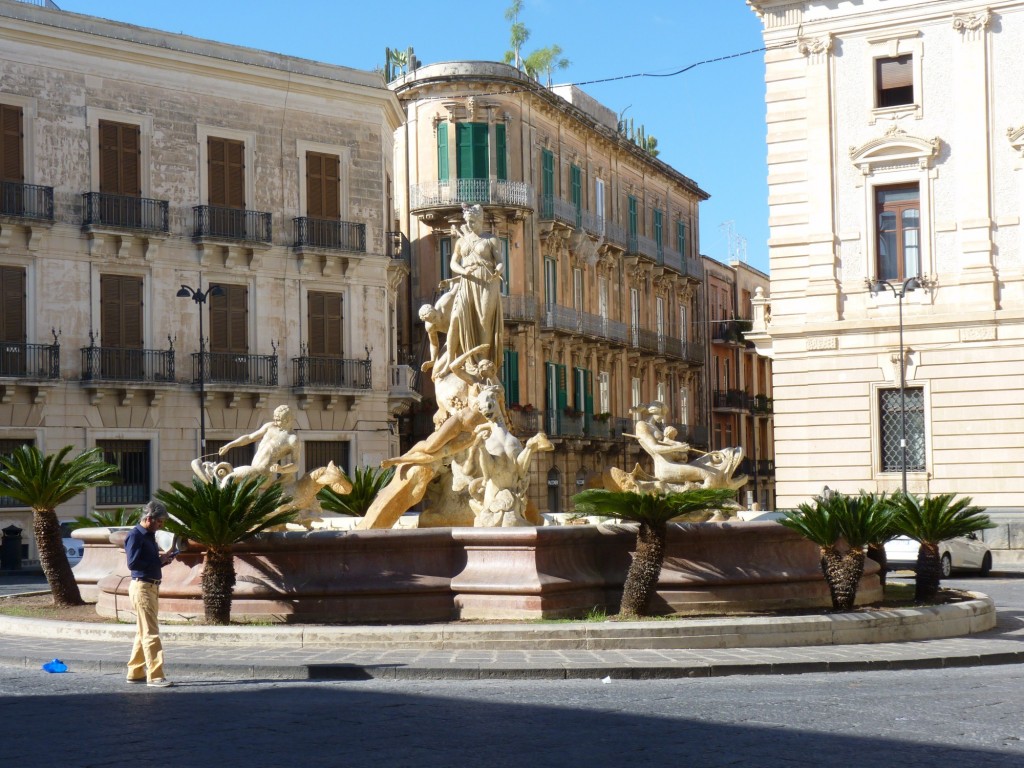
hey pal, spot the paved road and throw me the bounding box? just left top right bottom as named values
left=3, top=662, right=1024, bottom=767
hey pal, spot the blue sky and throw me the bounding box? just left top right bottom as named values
left=57, top=0, right=770, bottom=273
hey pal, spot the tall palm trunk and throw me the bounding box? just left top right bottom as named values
left=833, top=548, right=866, bottom=612
left=34, top=508, right=83, bottom=607
left=866, top=543, right=888, bottom=587
left=915, top=542, right=942, bottom=602
left=620, top=520, right=667, bottom=618
left=201, top=548, right=236, bottom=624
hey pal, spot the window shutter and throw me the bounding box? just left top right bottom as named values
left=556, top=363, right=568, bottom=412
left=307, top=152, right=324, bottom=218
left=101, top=275, right=143, bottom=349
left=570, top=164, right=581, bottom=209
left=226, top=139, right=245, bottom=209
left=99, top=121, right=141, bottom=196
left=879, top=56, right=912, bottom=89
left=208, top=137, right=226, bottom=206
left=541, top=149, right=554, bottom=198
left=654, top=209, right=663, bottom=248
left=584, top=369, right=593, bottom=417
left=324, top=153, right=340, bottom=219
left=456, top=123, right=488, bottom=180
left=1, top=104, right=24, bottom=183
left=0, top=266, right=25, bottom=343
left=308, top=291, right=343, bottom=356
left=502, top=349, right=519, bottom=406
left=100, top=275, right=121, bottom=348
left=437, top=122, right=449, bottom=183
left=210, top=285, right=248, bottom=354
left=122, top=277, right=143, bottom=349
left=495, top=123, right=507, bottom=181
left=677, top=221, right=686, bottom=257
left=628, top=195, right=638, bottom=236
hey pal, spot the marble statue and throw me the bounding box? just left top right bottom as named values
left=604, top=402, right=746, bottom=519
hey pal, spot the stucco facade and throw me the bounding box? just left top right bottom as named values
left=391, top=62, right=709, bottom=514
left=748, top=1, right=1024, bottom=516
left=0, top=2, right=409, bottom=561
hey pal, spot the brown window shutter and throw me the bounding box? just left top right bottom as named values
left=308, top=291, right=342, bottom=356
left=99, top=121, right=142, bottom=196
left=1, top=104, right=24, bottom=183
left=307, top=152, right=324, bottom=218
left=226, top=139, right=245, bottom=209
left=208, top=137, right=227, bottom=206
left=122, top=277, right=143, bottom=349
left=324, top=153, right=340, bottom=219
left=100, top=275, right=121, bottom=348
left=0, top=266, right=26, bottom=343
left=121, top=124, right=141, bottom=196
left=100, top=274, right=143, bottom=349
left=209, top=285, right=248, bottom=353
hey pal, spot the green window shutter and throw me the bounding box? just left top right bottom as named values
left=440, top=237, right=452, bottom=281
left=654, top=209, right=663, bottom=251
left=503, top=349, right=519, bottom=405
left=584, top=369, right=594, bottom=416
left=556, top=363, right=568, bottom=412
left=500, top=237, right=510, bottom=296
left=571, top=164, right=582, bottom=228
left=541, top=149, right=554, bottom=202
left=573, top=367, right=585, bottom=412
left=437, top=123, right=449, bottom=182
left=456, top=122, right=488, bottom=180
left=495, top=123, right=507, bottom=181
left=677, top=221, right=686, bottom=258
left=628, top=195, right=638, bottom=237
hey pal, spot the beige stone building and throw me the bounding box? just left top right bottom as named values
left=703, top=256, right=775, bottom=510
left=390, top=62, right=709, bottom=514
left=0, top=1, right=411, bottom=562
left=748, top=1, right=1024, bottom=517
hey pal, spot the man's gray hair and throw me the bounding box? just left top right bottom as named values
left=142, top=500, right=168, bottom=521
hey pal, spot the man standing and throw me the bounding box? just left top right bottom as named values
left=124, top=500, right=176, bottom=688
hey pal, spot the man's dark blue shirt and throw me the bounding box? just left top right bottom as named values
left=124, top=524, right=162, bottom=581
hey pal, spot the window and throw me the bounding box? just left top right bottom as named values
left=679, top=387, right=689, bottom=428
left=439, top=237, right=452, bottom=281
left=656, top=297, right=665, bottom=338
left=876, top=55, right=913, bottom=108
left=502, top=348, right=519, bottom=406
left=628, top=195, right=638, bottom=238
left=653, top=209, right=663, bottom=254
left=573, top=367, right=592, bottom=416
left=1, top=104, right=23, bottom=185
left=0, top=438, right=33, bottom=508
left=437, top=122, right=449, bottom=182
left=598, top=277, right=608, bottom=321
left=879, top=387, right=925, bottom=472
left=205, top=439, right=255, bottom=470
left=594, top=178, right=605, bottom=233
left=306, top=151, right=340, bottom=219
left=544, top=257, right=557, bottom=308
left=547, top=466, right=561, bottom=514
left=208, top=136, right=245, bottom=209
left=456, top=122, right=488, bottom=179
left=305, top=440, right=350, bottom=474
left=545, top=361, right=567, bottom=434
left=598, top=371, right=610, bottom=415
left=500, top=237, right=510, bottom=296
left=0, top=266, right=25, bottom=377
left=676, top=220, right=687, bottom=259
left=495, top=123, right=507, bottom=181
left=541, top=148, right=554, bottom=214
left=631, top=377, right=641, bottom=413
left=680, top=305, right=688, bottom=343
left=876, top=184, right=920, bottom=282
left=307, top=291, right=342, bottom=357
left=96, top=439, right=150, bottom=506
left=572, top=267, right=583, bottom=313
left=570, top=164, right=582, bottom=226
left=630, top=287, right=640, bottom=347
left=100, top=274, right=143, bottom=378
left=209, top=284, right=248, bottom=382
left=98, top=120, right=140, bottom=197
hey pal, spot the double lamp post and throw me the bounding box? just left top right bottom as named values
left=176, top=281, right=224, bottom=456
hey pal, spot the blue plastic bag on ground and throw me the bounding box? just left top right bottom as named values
left=42, top=659, right=67, bottom=673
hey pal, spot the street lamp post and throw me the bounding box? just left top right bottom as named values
left=870, top=275, right=920, bottom=495
left=176, top=282, right=224, bottom=456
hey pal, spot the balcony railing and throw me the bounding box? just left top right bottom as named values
left=410, top=178, right=534, bottom=211
left=386, top=230, right=410, bottom=262
left=507, top=407, right=544, bottom=437
left=0, top=342, right=60, bottom=379
left=662, top=244, right=682, bottom=274
left=193, top=205, right=272, bottom=243
left=81, top=346, right=175, bottom=383
left=605, top=221, right=628, bottom=250
left=752, top=394, right=774, bottom=415
left=503, top=294, right=540, bottom=323
left=293, top=217, right=366, bottom=252
left=1, top=181, right=54, bottom=221
left=713, top=389, right=753, bottom=411
left=580, top=209, right=604, bottom=238
left=292, top=356, right=372, bottom=389
left=82, top=193, right=169, bottom=232
left=627, top=233, right=660, bottom=261
left=193, top=352, right=278, bottom=386
left=539, top=195, right=579, bottom=228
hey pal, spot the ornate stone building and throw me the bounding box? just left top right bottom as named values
left=0, top=1, right=411, bottom=561
left=391, top=62, right=709, bottom=514
left=748, top=1, right=1024, bottom=516
left=703, top=256, right=775, bottom=510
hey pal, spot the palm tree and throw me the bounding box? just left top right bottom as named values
left=0, top=445, right=117, bottom=607
left=155, top=478, right=295, bottom=624
left=503, top=0, right=529, bottom=70
left=888, top=492, right=995, bottom=602
left=69, top=506, right=141, bottom=531
left=572, top=488, right=735, bottom=618
left=780, top=492, right=893, bottom=611
left=318, top=465, right=394, bottom=517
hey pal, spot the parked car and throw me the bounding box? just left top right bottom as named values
left=884, top=533, right=993, bottom=577
left=59, top=522, right=84, bottom=568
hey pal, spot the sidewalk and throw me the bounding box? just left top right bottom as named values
left=1, top=592, right=1022, bottom=680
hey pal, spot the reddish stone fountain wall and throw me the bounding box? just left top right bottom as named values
left=91, top=522, right=881, bottom=623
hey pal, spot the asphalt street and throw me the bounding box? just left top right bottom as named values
left=3, top=568, right=1024, bottom=767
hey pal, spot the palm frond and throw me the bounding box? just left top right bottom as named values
left=0, top=445, right=117, bottom=512
left=318, top=465, right=395, bottom=517
left=572, top=488, right=735, bottom=526
left=889, top=492, right=995, bottom=546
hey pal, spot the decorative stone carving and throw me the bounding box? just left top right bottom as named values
left=798, top=35, right=832, bottom=57
left=849, top=127, right=942, bottom=174
left=952, top=10, right=991, bottom=36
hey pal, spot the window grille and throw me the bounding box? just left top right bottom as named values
left=879, top=387, right=925, bottom=473
left=204, top=440, right=256, bottom=471
left=304, top=441, right=350, bottom=474
left=96, top=439, right=150, bottom=505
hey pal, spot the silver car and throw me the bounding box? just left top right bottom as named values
left=885, top=533, right=993, bottom=577
left=59, top=522, right=84, bottom=568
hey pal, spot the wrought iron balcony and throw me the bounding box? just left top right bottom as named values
left=409, top=178, right=534, bottom=212
left=538, top=195, right=579, bottom=228
left=293, top=217, right=366, bottom=252
left=386, top=230, right=410, bottom=262
left=292, top=356, right=372, bottom=389
left=713, top=389, right=753, bottom=411
left=503, top=294, right=540, bottom=324
left=0, top=342, right=60, bottom=379
left=751, top=394, right=774, bottom=415
left=546, top=409, right=585, bottom=438
left=1, top=181, right=54, bottom=221
left=193, top=205, right=272, bottom=243
left=662, top=244, right=683, bottom=274
left=580, top=209, right=604, bottom=238
left=627, top=233, right=660, bottom=262
left=80, top=345, right=175, bottom=383
left=605, top=221, right=628, bottom=250
left=82, top=192, right=169, bottom=232
left=192, top=352, right=278, bottom=386
left=507, top=407, right=543, bottom=438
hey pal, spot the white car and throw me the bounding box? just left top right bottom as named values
left=884, top=533, right=993, bottom=577
left=59, top=522, right=84, bottom=568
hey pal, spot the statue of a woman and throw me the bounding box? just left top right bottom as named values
left=433, top=204, right=503, bottom=379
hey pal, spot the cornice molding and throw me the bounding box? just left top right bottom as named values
left=849, top=125, right=941, bottom=174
